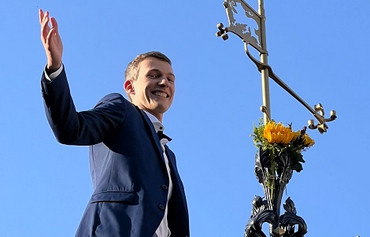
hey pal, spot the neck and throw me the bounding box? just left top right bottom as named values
left=143, top=110, right=163, bottom=123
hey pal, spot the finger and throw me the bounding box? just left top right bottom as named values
left=47, top=26, right=61, bottom=44
left=43, top=11, right=49, bottom=24
left=41, top=11, right=49, bottom=28
left=50, top=17, right=63, bottom=45
left=38, top=9, right=44, bottom=25
left=47, top=25, right=56, bottom=39
left=45, top=27, right=55, bottom=46
left=50, top=17, right=58, bottom=32
left=41, top=13, right=51, bottom=42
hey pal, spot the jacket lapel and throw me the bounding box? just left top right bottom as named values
left=138, top=109, right=166, bottom=164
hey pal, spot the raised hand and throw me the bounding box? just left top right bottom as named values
left=39, top=9, right=63, bottom=72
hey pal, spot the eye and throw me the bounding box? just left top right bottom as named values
left=148, top=74, right=156, bottom=79
left=147, top=72, right=161, bottom=79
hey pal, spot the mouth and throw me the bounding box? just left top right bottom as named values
left=152, top=91, right=169, bottom=98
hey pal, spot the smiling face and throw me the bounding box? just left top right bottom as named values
left=124, top=57, right=175, bottom=121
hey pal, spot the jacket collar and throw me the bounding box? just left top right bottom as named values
left=138, top=109, right=167, bottom=164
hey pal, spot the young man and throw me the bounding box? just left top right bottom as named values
left=39, top=9, right=189, bottom=237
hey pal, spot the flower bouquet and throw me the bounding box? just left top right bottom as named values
left=244, top=120, right=314, bottom=236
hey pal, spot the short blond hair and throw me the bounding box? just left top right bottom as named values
left=125, top=51, right=172, bottom=81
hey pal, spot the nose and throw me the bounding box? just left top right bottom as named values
left=158, top=76, right=169, bottom=87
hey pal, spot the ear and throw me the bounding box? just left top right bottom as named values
left=124, top=80, right=135, bottom=95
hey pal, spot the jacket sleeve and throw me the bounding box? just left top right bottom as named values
left=41, top=67, right=127, bottom=145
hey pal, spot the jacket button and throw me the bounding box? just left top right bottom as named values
left=161, top=184, right=168, bottom=190
left=158, top=204, right=165, bottom=210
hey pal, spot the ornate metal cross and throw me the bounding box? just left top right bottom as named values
left=216, top=1, right=338, bottom=236
left=216, top=0, right=337, bottom=133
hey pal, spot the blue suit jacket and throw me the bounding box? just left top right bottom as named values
left=41, top=68, right=190, bottom=237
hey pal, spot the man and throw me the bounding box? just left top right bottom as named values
left=39, top=9, right=190, bottom=237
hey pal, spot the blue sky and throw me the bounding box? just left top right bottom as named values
left=1, top=0, right=369, bottom=236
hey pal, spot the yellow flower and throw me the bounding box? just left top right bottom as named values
left=303, top=134, right=315, bottom=147
left=292, top=131, right=301, bottom=142
left=263, top=121, right=295, bottom=145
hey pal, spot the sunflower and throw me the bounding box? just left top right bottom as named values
left=263, top=121, right=295, bottom=145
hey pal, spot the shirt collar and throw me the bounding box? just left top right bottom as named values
left=143, top=111, right=171, bottom=143
left=143, top=111, right=164, bottom=133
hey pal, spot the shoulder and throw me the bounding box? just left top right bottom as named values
left=98, top=93, right=124, bottom=101
left=95, top=93, right=128, bottom=107
left=94, top=93, right=138, bottom=116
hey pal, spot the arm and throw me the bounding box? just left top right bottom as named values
left=41, top=68, right=128, bottom=145
left=39, top=10, right=127, bottom=145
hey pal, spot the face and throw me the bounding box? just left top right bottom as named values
left=124, top=57, right=175, bottom=121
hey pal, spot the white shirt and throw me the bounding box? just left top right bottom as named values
left=144, top=112, right=173, bottom=237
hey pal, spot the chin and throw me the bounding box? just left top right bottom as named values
left=154, top=105, right=170, bottom=114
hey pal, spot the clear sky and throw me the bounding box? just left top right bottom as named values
left=1, top=0, right=369, bottom=236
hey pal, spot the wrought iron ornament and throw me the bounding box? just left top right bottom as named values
left=223, top=0, right=265, bottom=53
left=216, top=0, right=338, bottom=236
left=244, top=149, right=307, bottom=237
left=216, top=0, right=337, bottom=132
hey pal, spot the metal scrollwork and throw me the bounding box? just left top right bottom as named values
left=245, top=150, right=307, bottom=237
left=216, top=0, right=337, bottom=236
left=216, top=0, right=337, bottom=133
left=255, top=148, right=292, bottom=214
left=244, top=196, right=276, bottom=237
left=224, top=0, right=265, bottom=52
left=279, top=198, right=307, bottom=237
